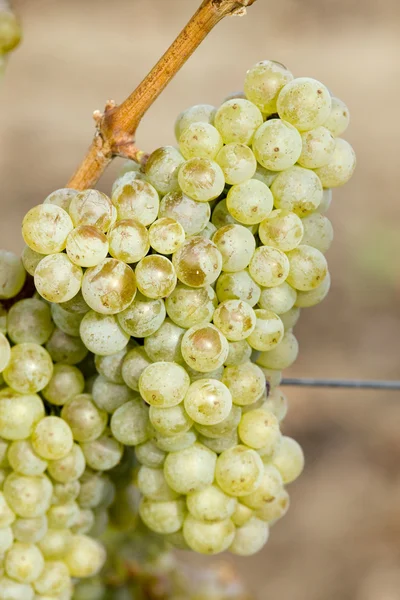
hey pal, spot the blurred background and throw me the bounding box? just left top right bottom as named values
left=1, top=0, right=400, bottom=598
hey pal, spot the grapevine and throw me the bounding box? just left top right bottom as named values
left=0, top=0, right=356, bottom=599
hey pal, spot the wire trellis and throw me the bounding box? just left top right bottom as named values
left=281, top=378, right=400, bottom=390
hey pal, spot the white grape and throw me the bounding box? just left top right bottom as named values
left=244, top=60, right=293, bottom=114
left=277, top=77, right=331, bottom=131
left=22, top=204, right=73, bottom=255
left=252, top=119, right=302, bottom=171
left=214, top=98, right=263, bottom=145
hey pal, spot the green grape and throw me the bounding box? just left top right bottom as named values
left=183, top=514, right=235, bottom=555
left=0, top=492, right=15, bottom=527
left=31, top=417, right=73, bottom=461
left=0, top=332, right=10, bottom=373
left=149, top=404, right=193, bottom=436
left=249, top=246, right=290, bottom=288
left=211, top=198, right=257, bottom=234
left=164, top=443, right=216, bottom=494
left=59, top=290, right=89, bottom=315
left=272, top=436, right=305, bottom=483
left=0, top=305, right=7, bottom=335
left=323, top=97, right=350, bottom=137
left=81, top=432, right=123, bottom=471
left=42, top=365, right=85, bottom=407
left=78, top=472, right=109, bottom=509
left=165, top=284, right=217, bottom=329
left=238, top=409, right=281, bottom=451
left=4, top=473, right=52, bottom=518
left=213, top=300, right=256, bottom=342
left=0, top=390, right=44, bottom=440
left=178, top=158, right=225, bottom=202
left=212, top=224, right=256, bottom=272
left=61, top=394, right=107, bottom=443
left=47, top=444, right=85, bottom=483
left=80, top=312, right=130, bottom=356
left=173, top=237, right=222, bottom=288
left=199, top=432, right=237, bottom=454
left=187, top=484, right=237, bottom=522
left=0, top=576, right=33, bottom=600
left=12, top=516, right=47, bottom=545
left=0, top=250, right=26, bottom=300
left=229, top=517, right=269, bottom=556
left=43, top=188, right=78, bottom=212
left=0, top=526, right=14, bottom=553
left=175, top=104, right=216, bottom=140
left=135, top=255, right=177, bottom=299
left=295, top=271, right=331, bottom=308
left=47, top=502, right=79, bottom=529
left=135, top=440, right=166, bottom=468
left=3, top=343, right=53, bottom=393
left=231, top=502, right=253, bottom=527
left=214, top=98, right=263, bottom=145
left=52, top=481, right=80, bottom=505
left=139, top=497, right=186, bottom=534
left=34, top=253, right=82, bottom=304
left=50, top=304, right=83, bottom=337
left=194, top=404, right=241, bottom=440
left=7, top=441, right=47, bottom=476
left=216, top=270, right=260, bottom=307
left=286, top=244, right=328, bottom=291
left=247, top=309, right=284, bottom=352
left=82, top=258, right=136, bottom=315
left=148, top=217, right=185, bottom=255
left=33, top=560, right=71, bottom=595
left=94, top=348, right=127, bottom=384
left=118, top=294, right=165, bottom=339
left=164, top=530, right=190, bottom=550
left=244, top=60, right=293, bottom=114
left=277, top=77, right=331, bottom=131
left=112, top=177, right=159, bottom=224
left=110, top=398, right=149, bottom=446
left=46, top=328, right=88, bottom=365
left=258, top=209, right=304, bottom=251
left=314, top=138, right=356, bottom=188
left=21, top=246, right=44, bottom=276
left=215, top=445, right=263, bottom=496
left=144, top=146, right=184, bottom=195
left=38, top=528, right=73, bottom=560
left=5, top=542, right=45, bottom=583
left=159, top=191, right=210, bottom=236
left=261, top=388, right=288, bottom=422
left=181, top=324, right=229, bottom=373
left=298, top=126, right=335, bottom=169
left=280, top=305, right=301, bottom=330
left=258, top=282, right=297, bottom=315
left=0, top=9, right=22, bottom=53
left=226, top=179, right=273, bottom=225
left=301, top=213, right=333, bottom=253
left=271, top=166, right=323, bottom=216
left=184, top=379, right=232, bottom=426
left=216, top=143, right=257, bottom=185
left=68, top=189, right=114, bottom=232
left=65, top=225, right=109, bottom=268
left=108, top=219, right=150, bottom=263
left=137, top=466, right=179, bottom=501
left=225, top=339, right=252, bottom=367
left=150, top=429, right=197, bottom=453
left=0, top=437, right=8, bottom=465
left=121, top=347, right=152, bottom=391
left=222, top=362, right=265, bottom=406
left=253, top=163, right=278, bottom=187
left=317, top=188, right=332, bottom=214
left=186, top=364, right=224, bottom=382
left=256, top=488, right=290, bottom=523
left=71, top=508, right=95, bottom=535
left=92, top=375, right=134, bottom=413
left=22, top=204, right=73, bottom=254
left=179, top=122, right=223, bottom=160
left=252, top=119, right=302, bottom=171
left=256, top=331, right=299, bottom=370
left=139, top=361, right=190, bottom=407
left=111, top=169, right=146, bottom=196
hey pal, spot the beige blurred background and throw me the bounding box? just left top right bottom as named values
left=1, top=0, right=400, bottom=598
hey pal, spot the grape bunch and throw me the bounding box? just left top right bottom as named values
left=0, top=59, right=355, bottom=597
left=0, top=4, right=21, bottom=77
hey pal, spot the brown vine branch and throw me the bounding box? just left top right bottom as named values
left=67, top=0, right=259, bottom=191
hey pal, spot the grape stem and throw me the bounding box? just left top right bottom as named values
left=67, top=0, right=258, bottom=190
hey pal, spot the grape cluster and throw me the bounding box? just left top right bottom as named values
left=0, top=58, right=355, bottom=596
left=0, top=6, right=21, bottom=77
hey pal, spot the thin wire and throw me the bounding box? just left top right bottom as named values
left=281, top=378, right=400, bottom=391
